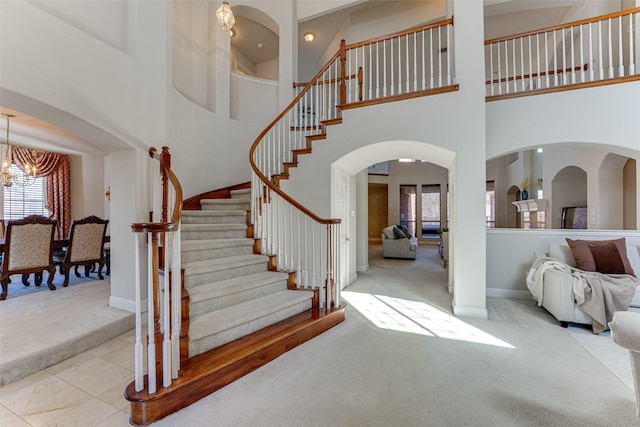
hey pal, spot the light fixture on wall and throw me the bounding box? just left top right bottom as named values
left=0, top=113, right=36, bottom=188
left=304, top=32, right=315, bottom=43
left=216, top=0, right=235, bottom=31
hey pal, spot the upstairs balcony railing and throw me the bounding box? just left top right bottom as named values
left=293, top=16, right=456, bottom=122
left=250, top=17, right=456, bottom=311
left=129, top=146, right=183, bottom=396
left=485, top=7, right=640, bottom=99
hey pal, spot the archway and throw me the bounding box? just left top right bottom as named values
left=552, top=166, right=587, bottom=229
left=505, top=185, right=521, bottom=228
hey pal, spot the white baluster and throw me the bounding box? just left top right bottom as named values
left=438, top=28, right=443, bottom=87
left=163, top=232, right=171, bottom=388
left=519, top=38, right=525, bottom=91
left=512, top=37, right=517, bottom=92
left=147, top=233, right=156, bottom=395
left=608, top=18, right=614, bottom=78
left=553, top=30, right=559, bottom=87
left=504, top=40, right=509, bottom=93
left=171, top=222, right=181, bottom=379
left=421, top=31, right=426, bottom=90
left=598, top=20, right=604, bottom=80
left=536, top=34, right=541, bottom=89
left=579, top=25, right=585, bottom=82
left=134, top=233, right=144, bottom=392
left=406, top=34, right=410, bottom=93
left=446, top=24, right=452, bottom=85
left=527, top=36, right=532, bottom=90
left=619, top=16, right=625, bottom=77
left=544, top=31, right=550, bottom=88
left=630, top=13, right=635, bottom=75
left=497, top=42, right=502, bottom=94
left=429, top=29, right=434, bottom=89
left=561, top=28, right=567, bottom=85
left=589, top=22, right=594, bottom=82
left=570, top=26, right=576, bottom=84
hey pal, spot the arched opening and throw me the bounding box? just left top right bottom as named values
left=229, top=7, right=279, bottom=80
left=552, top=166, right=587, bottom=229
left=505, top=185, right=521, bottom=228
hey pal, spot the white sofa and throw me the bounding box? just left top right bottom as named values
left=534, top=242, right=640, bottom=327
left=381, top=226, right=418, bottom=259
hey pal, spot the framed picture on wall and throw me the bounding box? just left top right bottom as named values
left=368, top=162, right=389, bottom=176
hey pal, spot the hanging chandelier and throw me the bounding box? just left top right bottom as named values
left=1, top=113, right=36, bottom=188
left=216, top=0, right=235, bottom=31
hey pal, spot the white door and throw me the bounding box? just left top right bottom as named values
left=335, top=169, right=349, bottom=289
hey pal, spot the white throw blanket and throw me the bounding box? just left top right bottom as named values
left=526, top=256, right=639, bottom=334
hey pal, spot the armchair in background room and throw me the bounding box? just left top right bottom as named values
left=0, top=215, right=57, bottom=300
left=54, top=215, right=109, bottom=287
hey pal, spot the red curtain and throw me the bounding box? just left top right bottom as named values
left=12, top=147, right=71, bottom=239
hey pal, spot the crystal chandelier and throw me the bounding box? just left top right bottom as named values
left=1, top=113, right=36, bottom=188
left=216, top=0, right=235, bottom=31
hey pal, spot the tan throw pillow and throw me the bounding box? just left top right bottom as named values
left=566, top=238, right=636, bottom=277
left=565, top=238, right=596, bottom=271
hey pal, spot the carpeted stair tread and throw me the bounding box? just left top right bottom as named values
left=183, top=254, right=268, bottom=277
left=189, top=271, right=289, bottom=301
left=182, top=238, right=253, bottom=251
left=189, top=290, right=314, bottom=354
left=182, top=210, right=246, bottom=216
left=188, top=271, right=289, bottom=316
left=181, top=224, right=246, bottom=232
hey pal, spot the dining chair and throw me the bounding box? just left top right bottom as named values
left=0, top=215, right=57, bottom=300
left=54, top=215, right=109, bottom=287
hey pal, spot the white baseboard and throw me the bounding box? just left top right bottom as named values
left=356, top=264, right=369, bottom=272
left=348, top=273, right=358, bottom=285
left=452, top=301, right=489, bottom=320
left=109, top=296, right=147, bottom=314
left=486, top=288, right=532, bottom=299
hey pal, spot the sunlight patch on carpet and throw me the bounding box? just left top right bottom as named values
left=343, top=291, right=515, bottom=348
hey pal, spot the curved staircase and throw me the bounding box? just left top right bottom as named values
left=126, top=187, right=344, bottom=426
left=181, top=189, right=315, bottom=357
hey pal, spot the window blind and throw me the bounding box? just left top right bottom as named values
left=3, top=164, right=50, bottom=220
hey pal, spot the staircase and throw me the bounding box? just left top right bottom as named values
left=125, top=185, right=345, bottom=426
left=180, top=188, right=314, bottom=357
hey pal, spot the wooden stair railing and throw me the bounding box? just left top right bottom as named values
left=485, top=7, right=640, bottom=100
left=129, top=146, right=183, bottom=396
left=250, top=17, right=457, bottom=309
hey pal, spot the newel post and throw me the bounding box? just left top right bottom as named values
left=339, top=39, right=347, bottom=105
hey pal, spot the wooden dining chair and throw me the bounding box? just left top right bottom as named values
left=0, top=215, right=57, bottom=300
left=54, top=215, right=109, bottom=287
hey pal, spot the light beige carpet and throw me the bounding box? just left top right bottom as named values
left=0, top=277, right=134, bottom=386
left=149, top=244, right=639, bottom=426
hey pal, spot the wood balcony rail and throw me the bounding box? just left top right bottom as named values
left=130, top=146, right=183, bottom=395
left=293, top=17, right=457, bottom=112
left=485, top=7, right=640, bottom=99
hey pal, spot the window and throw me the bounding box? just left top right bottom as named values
left=486, top=181, right=495, bottom=228
left=3, top=164, right=50, bottom=220
left=421, top=184, right=440, bottom=238
left=399, top=185, right=417, bottom=237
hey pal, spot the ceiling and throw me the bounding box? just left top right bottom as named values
left=231, top=16, right=279, bottom=66
left=0, top=1, right=579, bottom=155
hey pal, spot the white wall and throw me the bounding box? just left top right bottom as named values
left=487, top=229, right=640, bottom=298
left=486, top=81, right=640, bottom=160
left=230, top=73, right=279, bottom=125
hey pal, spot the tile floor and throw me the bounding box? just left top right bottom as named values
left=0, top=329, right=135, bottom=427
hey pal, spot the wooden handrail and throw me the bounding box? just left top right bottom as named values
left=345, top=16, right=454, bottom=50
left=293, top=73, right=358, bottom=88
left=131, top=146, right=184, bottom=233
left=485, top=7, right=640, bottom=45
left=249, top=52, right=342, bottom=226
left=486, top=64, right=588, bottom=85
